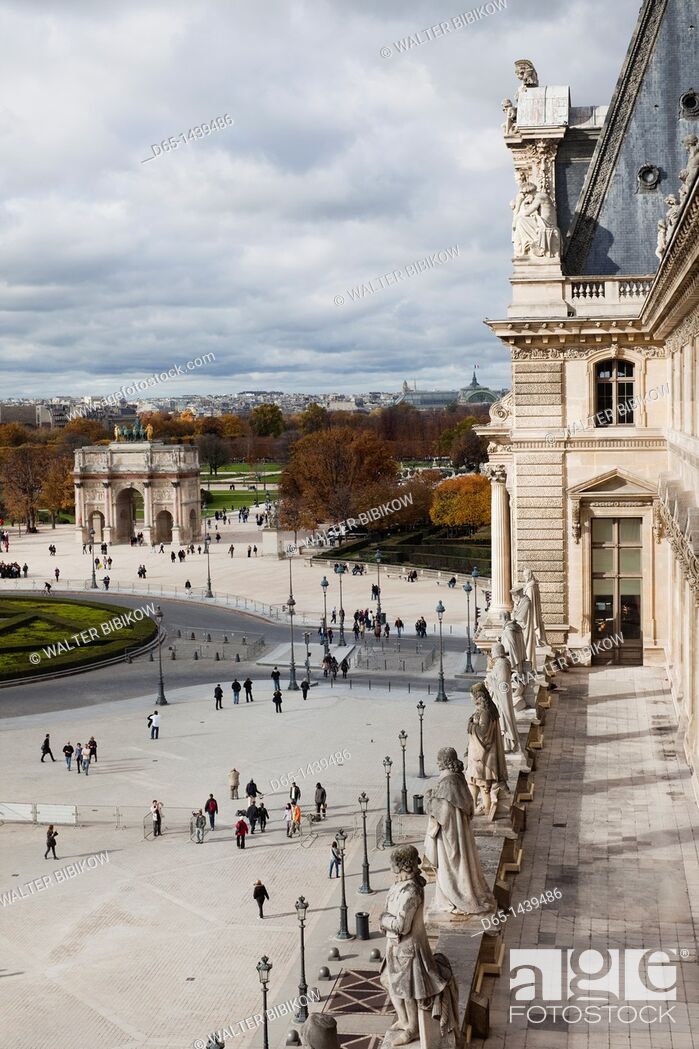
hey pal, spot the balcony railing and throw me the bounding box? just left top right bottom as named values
left=566, top=276, right=653, bottom=315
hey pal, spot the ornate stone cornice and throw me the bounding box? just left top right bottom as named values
left=490, top=392, right=513, bottom=423
left=512, top=438, right=666, bottom=451
left=563, top=0, right=669, bottom=273
left=657, top=496, right=699, bottom=602
left=484, top=464, right=507, bottom=484
left=509, top=344, right=665, bottom=359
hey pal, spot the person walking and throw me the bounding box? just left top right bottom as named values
left=62, top=741, right=74, bottom=771
left=284, top=803, right=294, bottom=838
left=87, top=736, right=97, bottom=763
left=41, top=734, right=55, bottom=763
left=74, top=742, right=83, bottom=774
left=148, top=711, right=160, bottom=739
left=243, top=677, right=254, bottom=703
left=301, top=679, right=309, bottom=701
left=340, top=657, right=349, bottom=679
left=82, top=747, right=91, bottom=775
left=329, top=839, right=342, bottom=878
left=315, top=782, right=327, bottom=819
left=151, top=800, right=163, bottom=837
left=289, top=781, right=301, bottom=804
left=272, top=688, right=283, bottom=713
left=246, top=801, right=259, bottom=834
left=271, top=666, right=281, bottom=690
left=231, top=679, right=241, bottom=705
left=245, top=778, right=258, bottom=804
left=235, top=816, right=248, bottom=849
left=253, top=880, right=269, bottom=919
left=214, top=684, right=224, bottom=711
left=193, top=809, right=206, bottom=844
left=54, top=566, right=60, bottom=582
left=229, top=767, right=240, bottom=800
left=292, top=801, right=302, bottom=835
left=257, top=801, right=269, bottom=832
left=44, top=825, right=58, bottom=860
left=204, top=794, right=219, bottom=830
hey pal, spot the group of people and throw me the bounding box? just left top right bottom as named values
left=0, top=528, right=11, bottom=552
left=136, top=564, right=148, bottom=579
left=40, top=734, right=98, bottom=774
left=415, top=616, right=429, bottom=637
left=321, top=654, right=349, bottom=680
left=0, top=560, right=25, bottom=578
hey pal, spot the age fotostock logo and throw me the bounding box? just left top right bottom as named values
left=509, top=949, right=678, bottom=1025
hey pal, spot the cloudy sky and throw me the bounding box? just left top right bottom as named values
left=1, top=0, right=642, bottom=399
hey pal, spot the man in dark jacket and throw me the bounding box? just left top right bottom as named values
left=246, top=801, right=259, bottom=834
left=214, top=684, right=223, bottom=710
left=41, top=734, right=55, bottom=762
left=315, top=782, right=327, bottom=819
left=253, top=880, right=269, bottom=918
left=231, top=679, right=241, bottom=704
left=273, top=688, right=283, bottom=713
left=244, top=677, right=254, bottom=702
left=301, top=679, right=309, bottom=700
left=257, top=802, right=269, bottom=832
left=245, top=779, right=258, bottom=803
left=289, top=781, right=301, bottom=803
left=204, top=794, right=219, bottom=829
left=271, top=666, right=281, bottom=689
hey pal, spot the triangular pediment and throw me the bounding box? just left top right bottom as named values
left=568, top=470, right=657, bottom=500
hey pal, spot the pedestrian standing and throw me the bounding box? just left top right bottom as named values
left=289, top=781, right=301, bottom=803
left=231, top=679, right=241, bottom=705
left=41, top=734, right=55, bottom=763
left=292, top=801, right=302, bottom=834
left=44, top=825, right=58, bottom=860
left=272, top=688, right=283, bottom=713
left=257, top=802, right=269, bottom=832
left=243, top=678, right=254, bottom=702
left=235, top=817, right=248, bottom=849
left=247, top=545, right=252, bottom=558
left=151, top=800, right=163, bottom=837
left=229, top=767, right=240, bottom=799
left=284, top=803, right=294, bottom=838
left=329, top=839, right=341, bottom=878
left=315, top=782, right=327, bottom=819
left=54, top=567, right=60, bottom=582
left=246, top=801, right=259, bottom=834
left=301, top=679, right=309, bottom=700
left=204, top=794, right=219, bottom=829
left=62, top=741, right=74, bottom=771
left=194, top=809, right=206, bottom=843
left=88, top=736, right=97, bottom=763
left=82, top=747, right=91, bottom=775
left=253, top=880, right=269, bottom=919
left=271, top=666, right=281, bottom=689
left=148, top=711, right=160, bottom=739
left=214, top=684, right=224, bottom=711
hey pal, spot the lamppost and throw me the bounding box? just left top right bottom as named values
left=334, top=563, right=347, bottom=646
left=294, top=896, right=309, bottom=1022
left=471, top=565, right=480, bottom=624
left=382, top=756, right=394, bottom=847
left=304, top=630, right=312, bottom=684
left=203, top=534, right=213, bottom=598
left=287, top=555, right=299, bottom=690
left=89, top=528, right=97, bottom=589
left=335, top=828, right=351, bottom=939
left=416, top=700, right=426, bottom=778
left=463, top=582, right=474, bottom=673
left=154, top=605, right=168, bottom=705
left=374, top=547, right=382, bottom=623
left=256, top=956, right=272, bottom=1049
left=320, top=576, right=330, bottom=656
left=398, top=730, right=408, bottom=813
left=435, top=600, right=448, bottom=702
left=358, top=792, right=373, bottom=894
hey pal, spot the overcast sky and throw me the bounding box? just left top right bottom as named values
left=1, top=0, right=642, bottom=399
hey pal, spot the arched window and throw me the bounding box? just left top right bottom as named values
left=595, top=359, right=635, bottom=427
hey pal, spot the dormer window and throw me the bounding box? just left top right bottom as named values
left=595, top=359, right=635, bottom=426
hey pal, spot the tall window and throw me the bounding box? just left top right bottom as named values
left=595, top=359, right=635, bottom=426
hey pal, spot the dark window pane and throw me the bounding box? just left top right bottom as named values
left=617, top=360, right=634, bottom=377
left=596, top=361, right=613, bottom=380
left=596, top=383, right=613, bottom=426
left=617, top=381, right=634, bottom=424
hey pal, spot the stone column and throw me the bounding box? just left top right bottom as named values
left=171, top=480, right=182, bottom=546
left=484, top=464, right=513, bottom=616
left=102, top=482, right=113, bottom=544
left=142, top=481, right=153, bottom=544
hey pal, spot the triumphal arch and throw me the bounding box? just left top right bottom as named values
left=74, top=434, right=202, bottom=546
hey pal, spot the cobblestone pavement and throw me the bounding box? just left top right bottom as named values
left=472, top=665, right=699, bottom=1049
left=0, top=678, right=473, bottom=1049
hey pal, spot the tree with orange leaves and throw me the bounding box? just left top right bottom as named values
left=429, top=474, right=490, bottom=534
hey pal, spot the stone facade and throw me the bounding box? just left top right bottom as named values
left=478, top=1, right=699, bottom=798
left=74, top=442, right=202, bottom=546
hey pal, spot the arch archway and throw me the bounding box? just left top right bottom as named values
left=155, top=509, right=173, bottom=544
left=188, top=507, right=199, bottom=540
left=89, top=511, right=105, bottom=542
left=115, top=487, right=144, bottom=543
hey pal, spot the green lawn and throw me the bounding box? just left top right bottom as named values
left=201, top=489, right=278, bottom=512
left=0, top=596, right=158, bottom=681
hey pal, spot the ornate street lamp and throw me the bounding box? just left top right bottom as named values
left=320, top=576, right=330, bottom=656
left=89, top=528, right=97, bottom=589
left=435, top=601, right=448, bottom=702
left=416, top=700, right=426, bottom=778
left=203, top=533, right=214, bottom=599
left=335, top=829, right=351, bottom=939
left=357, top=792, right=373, bottom=894
left=471, top=565, right=480, bottom=624
left=398, top=730, right=409, bottom=813
left=382, top=756, right=394, bottom=847
left=287, top=555, right=299, bottom=690
left=304, top=630, right=312, bottom=685
left=463, top=582, right=474, bottom=673
left=154, top=605, right=168, bottom=705
left=294, top=896, right=309, bottom=1022
left=256, top=956, right=272, bottom=1049
left=374, top=547, right=382, bottom=623
left=334, top=563, right=347, bottom=646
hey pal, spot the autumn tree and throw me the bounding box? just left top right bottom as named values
left=249, top=403, right=284, bottom=437
left=41, top=455, right=75, bottom=527
left=219, top=413, right=245, bottom=439
left=194, top=416, right=225, bottom=437
left=58, top=418, right=111, bottom=451
left=0, top=422, right=30, bottom=447
left=429, top=474, right=490, bottom=535
left=196, top=435, right=230, bottom=475
left=0, top=446, right=48, bottom=531
left=298, top=403, right=329, bottom=435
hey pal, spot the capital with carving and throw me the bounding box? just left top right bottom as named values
left=484, top=464, right=507, bottom=484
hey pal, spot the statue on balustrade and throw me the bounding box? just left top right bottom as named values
left=466, top=683, right=509, bottom=820
left=485, top=644, right=520, bottom=753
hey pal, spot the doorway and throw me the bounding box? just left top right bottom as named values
left=591, top=517, right=643, bottom=665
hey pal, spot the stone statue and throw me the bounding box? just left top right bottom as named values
left=301, top=1015, right=340, bottom=1049
left=379, top=845, right=460, bottom=1048
left=511, top=587, right=536, bottom=672
left=512, top=181, right=561, bottom=258
left=665, top=194, right=681, bottom=231
left=514, top=59, right=539, bottom=90
left=683, top=134, right=699, bottom=190
left=502, top=98, right=517, bottom=135
left=678, top=168, right=690, bottom=204
left=146, top=423, right=154, bottom=441
left=523, top=568, right=548, bottom=647
left=485, top=644, right=520, bottom=753
left=423, top=747, right=496, bottom=917
left=114, top=425, right=122, bottom=442
left=656, top=219, right=668, bottom=260
left=500, top=610, right=529, bottom=705
left=466, top=683, right=509, bottom=819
